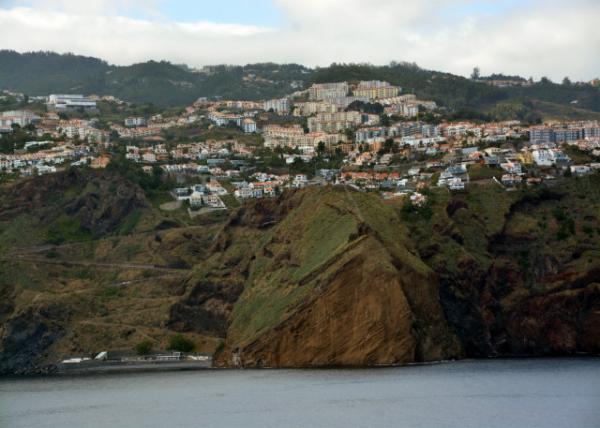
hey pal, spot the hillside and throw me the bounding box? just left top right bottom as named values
left=1, top=51, right=600, bottom=119
left=209, top=187, right=462, bottom=366
left=0, top=168, right=226, bottom=374
left=0, top=170, right=599, bottom=374
left=211, top=181, right=600, bottom=367
left=0, top=51, right=309, bottom=106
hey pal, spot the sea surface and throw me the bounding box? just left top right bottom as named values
left=1, top=358, right=599, bottom=428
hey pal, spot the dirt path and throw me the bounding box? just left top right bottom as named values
left=2, top=255, right=191, bottom=272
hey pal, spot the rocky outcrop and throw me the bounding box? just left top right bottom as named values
left=217, top=242, right=461, bottom=368
left=0, top=306, right=66, bottom=375
left=213, top=187, right=462, bottom=367
left=167, top=278, right=244, bottom=337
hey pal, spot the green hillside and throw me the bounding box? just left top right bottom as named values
left=2, top=51, right=600, bottom=119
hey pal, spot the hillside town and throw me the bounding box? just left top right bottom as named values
left=2, top=81, right=600, bottom=213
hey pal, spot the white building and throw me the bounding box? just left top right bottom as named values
left=124, top=117, right=147, bottom=127
left=532, top=149, right=556, bottom=167
left=208, top=111, right=243, bottom=127
left=308, top=82, right=349, bottom=101
left=263, top=98, right=289, bottom=114
left=47, top=94, right=97, bottom=111
left=242, top=118, right=257, bottom=133
left=0, top=110, right=40, bottom=127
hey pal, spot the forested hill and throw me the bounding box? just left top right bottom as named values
left=1, top=50, right=600, bottom=119
left=312, top=63, right=600, bottom=120
left=0, top=51, right=309, bottom=106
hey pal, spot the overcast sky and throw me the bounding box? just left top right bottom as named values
left=1, top=0, right=598, bottom=81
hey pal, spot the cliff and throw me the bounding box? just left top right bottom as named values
left=1, top=171, right=599, bottom=374
left=209, top=188, right=462, bottom=367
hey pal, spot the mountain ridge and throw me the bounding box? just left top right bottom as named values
left=2, top=50, right=600, bottom=118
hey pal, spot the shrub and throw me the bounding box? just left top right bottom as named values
left=214, top=340, right=225, bottom=355
left=45, top=250, right=59, bottom=259
left=135, top=340, right=153, bottom=356
left=168, top=334, right=195, bottom=353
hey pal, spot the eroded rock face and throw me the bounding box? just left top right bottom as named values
left=167, top=279, right=244, bottom=337
left=217, top=249, right=462, bottom=368
left=0, top=307, right=65, bottom=375
left=502, top=284, right=600, bottom=355
left=221, top=253, right=419, bottom=367
left=213, top=188, right=463, bottom=368
left=212, top=183, right=600, bottom=368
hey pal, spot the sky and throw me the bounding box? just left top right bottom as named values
left=0, top=0, right=598, bottom=81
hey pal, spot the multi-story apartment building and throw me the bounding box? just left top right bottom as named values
left=263, top=98, right=289, bottom=114
left=263, top=125, right=305, bottom=147
left=529, top=127, right=555, bottom=143
left=308, top=111, right=378, bottom=133
left=325, top=96, right=370, bottom=109
left=528, top=122, right=599, bottom=143
left=392, top=103, right=418, bottom=118
left=124, top=117, right=147, bottom=127
left=208, top=111, right=244, bottom=127
left=352, top=81, right=401, bottom=100
left=583, top=122, right=600, bottom=139
left=0, top=110, right=40, bottom=127
left=355, top=127, right=393, bottom=143
left=262, top=124, right=345, bottom=151
left=293, top=102, right=339, bottom=116
left=420, top=124, right=441, bottom=138
left=380, top=94, right=418, bottom=105
left=47, top=94, right=97, bottom=111
left=554, top=128, right=581, bottom=143
left=308, top=82, right=349, bottom=101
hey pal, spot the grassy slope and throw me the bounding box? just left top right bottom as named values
left=223, top=187, right=432, bottom=349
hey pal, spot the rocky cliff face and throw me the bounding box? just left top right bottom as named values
left=1, top=172, right=599, bottom=374
left=211, top=187, right=462, bottom=367
left=212, top=181, right=600, bottom=367
left=407, top=179, right=600, bottom=359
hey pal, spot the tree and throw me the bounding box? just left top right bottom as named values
left=317, top=141, right=326, bottom=155
left=471, top=67, right=481, bottom=80
left=168, top=334, right=195, bottom=353
left=135, top=340, right=153, bottom=356
left=383, top=138, right=396, bottom=153
left=562, top=77, right=572, bottom=86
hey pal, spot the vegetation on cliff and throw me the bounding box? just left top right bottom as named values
left=0, top=169, right=599, bottom=374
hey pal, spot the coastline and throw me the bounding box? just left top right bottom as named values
left=4, top=354, right=598, bottom=378
left=53, top=360, right=213, bottom=376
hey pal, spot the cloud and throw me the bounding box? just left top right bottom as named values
left=0, top=0, right=598, bottom=81
left=12, top=0, right=160, bottom=16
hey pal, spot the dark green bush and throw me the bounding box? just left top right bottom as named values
left=168, top=334, right=194, bottom=352
left=135, top=340, right=153, bottom=356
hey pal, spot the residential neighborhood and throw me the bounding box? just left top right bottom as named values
left=2, top=84, right=600, bottom=215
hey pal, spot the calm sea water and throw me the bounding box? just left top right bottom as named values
left=1, top=358, right=599, bottom=428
